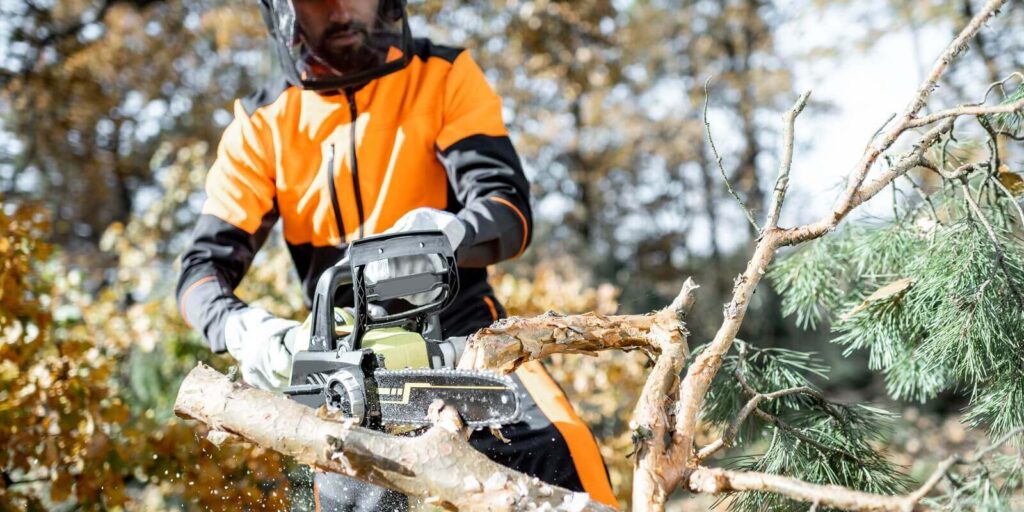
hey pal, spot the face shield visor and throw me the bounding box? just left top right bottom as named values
left=262, top=0, right=412, bottom=91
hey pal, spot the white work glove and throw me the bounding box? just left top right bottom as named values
left=365, top=208, right=466, bottom=306
left=223, top=307, right=302, bottom=392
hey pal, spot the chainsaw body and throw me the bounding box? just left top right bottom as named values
left=283, top=231, right=519, bottom=429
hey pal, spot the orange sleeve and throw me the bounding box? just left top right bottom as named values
left=200, top=100, right=277, bottom=233
left=436, top=52, right=509, bottom=151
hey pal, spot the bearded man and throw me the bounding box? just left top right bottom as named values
left=176, top=1, right=617, bottom=509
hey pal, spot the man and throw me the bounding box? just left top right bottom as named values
left=176, top=0, right=618, bottom=510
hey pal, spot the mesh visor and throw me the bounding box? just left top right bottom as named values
left=270, top=0, right=410, bottom=90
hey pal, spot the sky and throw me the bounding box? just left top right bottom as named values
left=775, top=3, right=956, bottom=227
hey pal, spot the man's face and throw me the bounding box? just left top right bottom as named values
left=292, top=0, right=383, bottom=75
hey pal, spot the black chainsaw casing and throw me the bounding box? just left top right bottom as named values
left=309, top=230, right=458, bottom=353
left=283, top=231, right=459, bottom=422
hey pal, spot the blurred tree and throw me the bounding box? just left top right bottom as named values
left=0, top=0, right=268, bottom=260
left=414, top=0, right=801, bottom=351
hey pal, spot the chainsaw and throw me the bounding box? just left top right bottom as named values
left=283, top=230, right=520, bottom=429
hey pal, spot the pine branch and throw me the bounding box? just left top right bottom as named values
left=697, top=384, right=819, bottom=462
left=905, top=95, right=1024, bottom=129
left=690, top=468, right=915, bottom=512
left=958, top=180, right=1024, bottom=310
left=632, top=279, right=699, bottom=509
left=691, top=428, right=1024, bottom=512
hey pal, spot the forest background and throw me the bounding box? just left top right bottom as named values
left=1, top=0, right=1022, bottom=510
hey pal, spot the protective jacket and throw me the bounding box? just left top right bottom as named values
left=177, top=40, right=532, bottom=352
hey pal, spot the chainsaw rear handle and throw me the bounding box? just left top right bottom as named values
left=309, top=230, right=459, bottom=353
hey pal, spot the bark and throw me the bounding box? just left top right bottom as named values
left=174, top=364, right=616, bottom=512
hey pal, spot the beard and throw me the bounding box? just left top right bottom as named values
left=307, top=21, right=389, bottom=76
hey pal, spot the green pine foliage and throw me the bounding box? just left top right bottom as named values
left=697, top=342, right=911, bottom=512
left=771, top=190, right=1024, bottom=436
left=700, top=341, right=830, bottom=444
left=964, top=373, right=1024, bottom=437
left=907, top=221, right=1024, bottom=385
left=769, top=228, right=858, bottom=330
left=882, top=349, right=951, bottom=403
left=983, top=83, right=1024, bottom=138
left=766, top=170, right=1024, bottom=506
left=727, top=408, right=910, bottom=512
left=832, top=297, right=921, bottom=372
left=926, top=453, right=1024, bottom=511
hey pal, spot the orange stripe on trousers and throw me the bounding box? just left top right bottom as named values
left=313, top=477, right=321, bottom=512
left=515, top=360, right=618, bottom=508
left=482, top=296, right=499, bottom=321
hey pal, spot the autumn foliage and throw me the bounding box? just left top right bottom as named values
left=0, top=197, right=297, bottom=510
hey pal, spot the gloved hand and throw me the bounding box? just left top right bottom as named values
left=387, top=207, right=466, bottom=250
left=222, top=307, right=302, bottom=392
left=365, top=208, right=466, bottom=306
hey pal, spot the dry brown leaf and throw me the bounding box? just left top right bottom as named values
left=840, top=278, right=915, bottom=321
left=997, top=167, right=1024, bottom=196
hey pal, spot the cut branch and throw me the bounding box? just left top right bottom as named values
left=174, top=364, right=615, bottom=512
left=458, top=308, right=688, bottom=374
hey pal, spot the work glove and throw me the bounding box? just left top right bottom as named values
left=365, top=208, right=466, bottom=306
left=223, top=307, right=303, bottom=392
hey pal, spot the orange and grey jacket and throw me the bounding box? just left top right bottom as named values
left=177, top=40, right=532, bottom=352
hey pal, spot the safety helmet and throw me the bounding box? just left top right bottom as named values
left=257, top=0, right=413, bottom=91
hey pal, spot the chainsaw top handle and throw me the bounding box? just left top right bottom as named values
left=309, top=230, right=460, bottom=353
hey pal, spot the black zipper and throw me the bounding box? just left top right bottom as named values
left=324, top=143, right=346, bottom=244
left=346, top=88, right=366, bottom=239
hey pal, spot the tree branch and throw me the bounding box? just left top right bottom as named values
left=688, top=467, right=923, bottom=512
left=174, top=364, right=615, bottom=512
left=765, top=91, right=812, bottom=230
left=904, top=96, right=1024, bottom=129
left=696, top=385, right=816, bottom=462
left=693, top=427, right=1024, bottom=512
